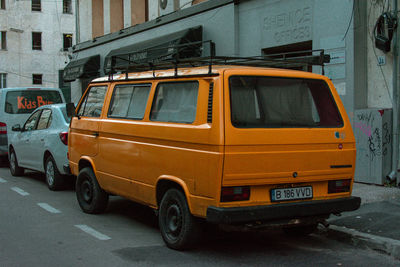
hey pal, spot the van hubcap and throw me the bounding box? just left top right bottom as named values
left=46, top=161, right=54, bottom=186
left=82, top=180, right=93, bottom=203
left=165, top=203, right=182, bottom=239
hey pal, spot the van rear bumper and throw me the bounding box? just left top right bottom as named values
left=206, top=196, right=361, bottom=224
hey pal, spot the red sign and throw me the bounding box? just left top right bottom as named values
left=17, top=96, right=54, bottom=110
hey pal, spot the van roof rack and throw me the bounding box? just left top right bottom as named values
left=107, top=41, right=331, bottom=80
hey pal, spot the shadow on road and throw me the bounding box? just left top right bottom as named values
left=0, top=157, right=9, bottom=168
left=104, top=197, right=340, bottom=266
left=5, top=169, right=76, bottom=191
left=112, top=229, right=340, bottom=266
left=106, top=198, right=159, bottom=229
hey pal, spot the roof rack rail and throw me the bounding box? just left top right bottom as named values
left=107, top=41, right=330, bottom=80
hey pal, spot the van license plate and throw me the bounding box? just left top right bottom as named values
left=270, top=186, right=313, bottom=202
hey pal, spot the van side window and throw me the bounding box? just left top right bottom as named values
left=150, top=81, right=198, bottom=123
left=77, top=86, right=107, bottom=117
left=108, top=84, right=151, bottom=119
left=229, top=76, right=343, bottom=128
left=36, top=109, right=52, bottom=130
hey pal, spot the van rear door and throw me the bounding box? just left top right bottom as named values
left=222, top=70, right=355, bottom=203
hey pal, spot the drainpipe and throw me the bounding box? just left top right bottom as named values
left=388, top=0, right=399, bottom=186
left=75, top=0, right=80, bottom=44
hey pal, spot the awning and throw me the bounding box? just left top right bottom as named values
left=104, top=26, right=202, bottom=74
left=63, top=55, right=100, bottom=82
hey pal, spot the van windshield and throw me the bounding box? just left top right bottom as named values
left=5, top=90, right=63, bottom=114
left=229, top=76, right=343, bottom=128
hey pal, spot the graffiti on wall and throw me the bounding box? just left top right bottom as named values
left=355, top=110, right=391, bottom=162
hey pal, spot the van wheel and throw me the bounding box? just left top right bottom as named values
left=282, top=223, right=318, bottom=236
left=45, top=155, right=65, bottom=191
left=158, top=188, right=201, bottom=250
left=9, top=149, right=24, bottom=176
left=76, top=167, right=108, bottom=214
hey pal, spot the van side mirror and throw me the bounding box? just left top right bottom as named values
left=66, top=103, right=76, bottom=117
left=12, top=124, right=22, bottom=132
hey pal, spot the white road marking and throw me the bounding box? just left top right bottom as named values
left=0, top=178, right=6, bottom=183
left=75, top=225, right=111, bottom=241
left=37, top=203, right=61, bottom=214
left=11, top=187, right=30, bottom=196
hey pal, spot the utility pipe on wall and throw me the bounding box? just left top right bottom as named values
left=389, top=0, right=399, bottom=186
left=75, top=0, right=80, bottom=44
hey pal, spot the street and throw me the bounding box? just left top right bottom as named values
left=0, top=166, right=399, bottom=267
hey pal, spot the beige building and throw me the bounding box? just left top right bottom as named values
left=76, top=0, right=207, bottom=43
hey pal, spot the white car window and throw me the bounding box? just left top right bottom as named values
left=37, top=109, right=52, bottom=130
left=23, top=110, right=41, bottom=131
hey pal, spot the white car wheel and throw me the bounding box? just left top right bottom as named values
left=9, top=149, right=24, bottom=176
left=45, top=155, right=64, bottom=191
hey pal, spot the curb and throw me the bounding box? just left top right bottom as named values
left=324, top=225, right=400, bottom=260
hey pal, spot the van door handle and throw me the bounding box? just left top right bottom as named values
left=92, top=132, right=99, bottom=137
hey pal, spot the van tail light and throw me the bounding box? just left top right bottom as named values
left=328, top=179, right=351, bottom=193
left=221, top=186, right=250, bottom=202
left=59, top=132, right=68, bottom=145
left=0, top=122, right=7, bottom=134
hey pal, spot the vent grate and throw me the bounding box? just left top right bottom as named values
left=207, top=82, right=213, bottom=123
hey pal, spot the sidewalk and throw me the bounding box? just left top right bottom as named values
left=323, top=182, right=400, bottom=259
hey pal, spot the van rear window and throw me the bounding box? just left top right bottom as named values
left=229, top=76, right=343, bottom=128
left=5, top=90, right=63, bottom=114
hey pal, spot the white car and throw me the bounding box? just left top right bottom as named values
left=9, top=104, right=71, bottom=190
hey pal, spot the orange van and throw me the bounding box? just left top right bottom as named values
left=68, top=54, right=360, bottom=250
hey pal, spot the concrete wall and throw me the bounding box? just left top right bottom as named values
left=354, top=108, right=392, bottom=184
left=148, top=0, right=159, bottom=20
left=74, top=3, right=235, bottom=71
left=367, top=0, right=397, bottom=109
left=238, top=0, right=313, bottom=56
left=0, top=0, right=76, bottom=88
left=237, top=0, right=355, bottom=115
left=79, top=0, right=92, bottom=42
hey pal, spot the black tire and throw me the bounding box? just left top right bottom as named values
left=282, top=223, right=318, bottom=236
left=76, top=167, right=108, bottom=214
left=45, top=155, right=65, bottom=191
left=158, top=188, right=201, bottom=250
left=9, top=149, right=24, bottom=176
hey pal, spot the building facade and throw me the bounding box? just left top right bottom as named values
left=0, top=0, right=76, bottom=100
left=64, top=0, right=400, bottom=185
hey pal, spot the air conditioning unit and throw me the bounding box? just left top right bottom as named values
left=159, top=0, right=179, bottom=16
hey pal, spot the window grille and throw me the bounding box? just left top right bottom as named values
left=33, top=74, right=43, bottom=85
left=0, top=73, right=6, bottom=88
left=63, top=34, right=73, bottom=51
left=32, top=32, right=42, bottom=50
left=32, top=0, right=41, bottom=12
left=63, top=0, right=72, bottom=14
left=0, top=31, right=6, bottom=50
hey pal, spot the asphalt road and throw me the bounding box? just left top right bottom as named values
left=0, top=165, right=399, bottom=267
